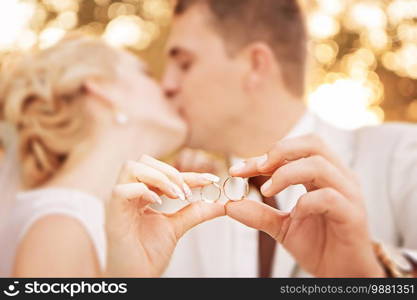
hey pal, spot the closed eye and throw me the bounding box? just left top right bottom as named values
left=180, top=60, right=192, bottom=71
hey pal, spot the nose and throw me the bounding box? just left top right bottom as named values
left=164, top=85, right=177, bottom=99
left=162, top=67, right=180, bottom=100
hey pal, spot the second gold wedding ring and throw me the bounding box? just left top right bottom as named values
left=199, top=177, right=249, bottom=203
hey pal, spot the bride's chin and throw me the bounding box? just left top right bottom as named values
left=142, top=120, right=188, bottom=157
left=166, top=118, right=188, bottom=148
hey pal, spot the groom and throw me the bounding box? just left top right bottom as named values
left=161, top=0, right=417, bottom=277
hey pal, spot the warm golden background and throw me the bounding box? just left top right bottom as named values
left=0, top=0, right=416, bottom=131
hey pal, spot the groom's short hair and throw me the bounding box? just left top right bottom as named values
left=174, top=0, right=307, bottom=98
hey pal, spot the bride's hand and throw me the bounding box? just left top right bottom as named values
left=105, top=155, right=225, bottom=277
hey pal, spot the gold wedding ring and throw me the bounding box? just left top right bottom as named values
left=200, top=182, right=222, bottom=203
left=222, top=176, right=249, bottom=201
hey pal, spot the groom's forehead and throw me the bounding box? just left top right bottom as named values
left=166, top=12, right=219, bottom=56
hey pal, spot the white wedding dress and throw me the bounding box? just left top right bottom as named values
left=0, top=188, right=106, bottom=277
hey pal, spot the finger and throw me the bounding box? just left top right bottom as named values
left=169, top=201, right=226, bottom=239
left=173, top=149, right=186, bottom=170
left=112, top=183, right=162, bottom=209
left=175, top=148, right=196, bottom=172
left=139, top=154, right=190, bottom=201
left=225, top=199, right=290, bottom=242
left=191, top=150, right=216, bottom=173
left=118, top=160, right=185, bottom=200
left=291, top=188, right=356, bottom=224
left=258, top=134, right=352, bottom=178
left=229, top=157, right=266, bottom=178
left=181, top=172, right=220, bottom=188
left=260, top=156, right=354, bottom=198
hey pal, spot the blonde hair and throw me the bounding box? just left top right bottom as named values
left=0, top=36, right=123, bottom=188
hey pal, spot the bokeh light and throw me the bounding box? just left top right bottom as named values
left=308, top=78, right=384, bottom=130
left=103, top=15, right=156, bottom=49
left=301, top=0, right=417, bottom=128
left=0, top=0, right=36, bottom=50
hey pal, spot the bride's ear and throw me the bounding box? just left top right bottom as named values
left=84, top=78, right=130, bottom=125
left=84, top=78, right=118, bottom=109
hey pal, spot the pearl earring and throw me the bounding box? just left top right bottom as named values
left=114, top=110, right=129, bottom=125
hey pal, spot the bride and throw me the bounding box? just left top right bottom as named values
left=0, top=36, right=224, bottom=277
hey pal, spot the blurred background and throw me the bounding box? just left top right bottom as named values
left=0, top=0, right=416, bottom=134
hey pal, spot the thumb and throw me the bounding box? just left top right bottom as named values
left=225, top=199, right=290, bottom=242
left=169, top=202, right=226, bottom=239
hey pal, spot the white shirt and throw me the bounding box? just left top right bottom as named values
left=0, top=188, right=106, bottom=277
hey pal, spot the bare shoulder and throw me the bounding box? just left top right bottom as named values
left=13, top=214, right=100, bottom=277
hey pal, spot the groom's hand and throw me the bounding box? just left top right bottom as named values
left=227, top=134, right=385, bottom=277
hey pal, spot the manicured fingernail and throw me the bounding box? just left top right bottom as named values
left=172, top=185, right=186, bottom=201
left=183, top=183, right=192, bottom=201
left=257, top=154, right=268, bottom=169
left=229, top=161, right=246, bottom=174
left=151, top=193, right=162, bottom=205
left=261, top=179, right=273, bottom=196
left=201, top=173, right=220, bottom=183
